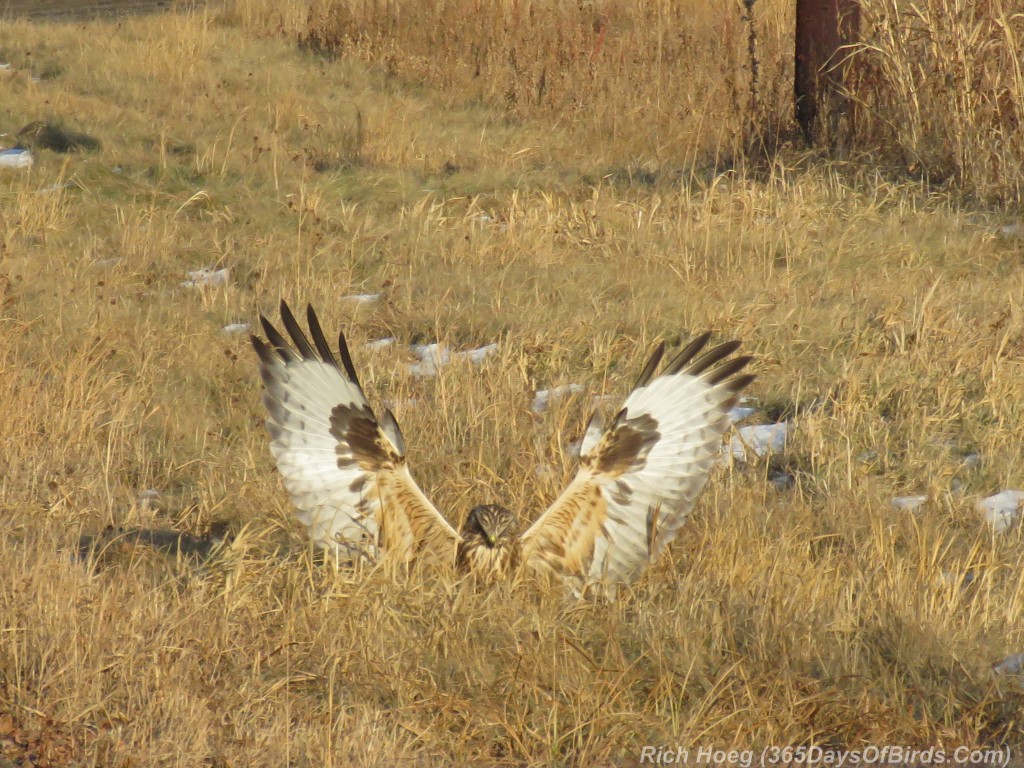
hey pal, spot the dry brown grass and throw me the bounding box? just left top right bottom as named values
left=851, top=0, right=1024, bottom=202
left=1, top=1, right=1023, bottom=765
left=296, top=0, right=1024, bottom=203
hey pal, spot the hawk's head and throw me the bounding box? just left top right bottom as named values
left=456, top=504, right=519, bottom=575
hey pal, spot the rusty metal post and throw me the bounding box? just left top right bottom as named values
left=795, top=0, right=860, bottom=144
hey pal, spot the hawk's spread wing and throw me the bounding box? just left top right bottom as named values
left=519, top=334, right=754, bottom=584
left=252, top=300, right=460, bottom=563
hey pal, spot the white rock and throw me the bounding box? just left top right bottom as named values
left=993, top=651, right=1024, bottom=676
left=727, top=422, right=789, bottom=461
left=532, top=383, right=584, bottom=413
left=221, top=323, right=250, bottom=334
left=0, top=148, right=32, bottom=169
left=182, top=267, right=230, bottom=288
left=891, top=495, right=928, bottom=512
left=975, top=490, right=1024, bottom=533
left=364, top=337, right=395, bottom=351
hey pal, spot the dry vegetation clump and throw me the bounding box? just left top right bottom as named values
left=298, top=0, right=795, bottom=170
left=299, top=0, right=1024, bottom=204
left=0, top=1, right=1023, bottom=765
left=851, top=0, right=1024, bottom=203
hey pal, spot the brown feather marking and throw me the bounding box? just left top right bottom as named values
left=329, top=406, right=398, bottom=471
left=594, top=412, right=660, bottom=475
left=349, top=475, right=370, bottom=494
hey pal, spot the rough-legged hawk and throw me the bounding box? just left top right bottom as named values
left=252, top=301, right=753, bottom=586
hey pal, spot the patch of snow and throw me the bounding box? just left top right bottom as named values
left=976, top=490, right=1024, bottom=533
left=364, top=337, right=395, bottom=351
left=182, top=267, right=230, bottom=288
left=382, top=396, right=419, bottom=411
left=891, top=495, right=928, bottom=512
left=532, top=383, right=584, bottom=413
left=728, top=405, right=758, bottom=423
left=221, top=323, right=250, bottom=335
left=340, top=293, right=381, bottom=304
left=408, top=342, right=497, bottom=376
left=410, top=342, right=447, bottom=361
left=727, top=421, right=789, bottom=461
left=993, top=651, right=1024, bottom=676
left=0, top=148, right=32, bottom=169
left=137, top=489, right=163, bottom=510
left=938, top=571, right=976, bottom=589
left=961, top=452, right=982, bottom=469
left=408, top=343, right=451, bottom=377
left=461, top=343, right=498, bottom=365
left=856, top=450, right=880, bottom=464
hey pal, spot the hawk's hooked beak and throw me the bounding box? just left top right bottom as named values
left=486, top=533, right=496, bottom=547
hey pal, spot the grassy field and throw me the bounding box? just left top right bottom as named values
left=1, top=0, right=1024, bottom=765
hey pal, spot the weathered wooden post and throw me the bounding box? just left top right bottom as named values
left=794, top=0, right=860, bottom=144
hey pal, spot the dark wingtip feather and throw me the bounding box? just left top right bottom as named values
left=632, top=341, right=666, bottom=390
left=259, top=313, right=295, bottom=362
left=305, top=304, right=339, bottom=369
left=720, top=374, right=756, bottom=413
left=705, top=355, right=753, bottom=386
left=684, top=340, right=743, bottom=377
left=279, top=299, right=317, bottom=360
left=665, top=331, right=713, bottom=375
left=251, top=334, right=272, bottom=363
left=729, top=373, right=756, bottom=394
left=336, top=327, right=362, bottom=388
